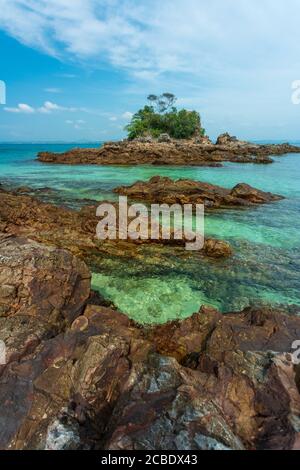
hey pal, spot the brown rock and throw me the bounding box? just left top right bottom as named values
left=115, top=176, right=283, bottom=208
left=202, top=238, right=233, bottom=258
left=105, top=354, right=244, bottom=450
left=37, top=138, right=300, bottom=167
left=0, top=234, right=90, bottom=328
left=1, top=303, right=300, bottom=450
left=146, top=305, right=300, bottom=449
left=0, top=187, right=232, bottom=260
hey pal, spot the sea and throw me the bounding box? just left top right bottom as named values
left=0, top=142, right=299, bottom=324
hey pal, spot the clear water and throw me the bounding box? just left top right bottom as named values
left=0, top=143, right=299, bottom=323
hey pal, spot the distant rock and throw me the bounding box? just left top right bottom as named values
left=157, top=133, right=172, bottom=143
left=216, top=132, right=240, bottom=145
left=194, top=135, right=212, bottom=145
left=37, top=136, right=300, bottom=167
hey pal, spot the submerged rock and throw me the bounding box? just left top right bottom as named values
left=202, top=238, right=233, bottom=258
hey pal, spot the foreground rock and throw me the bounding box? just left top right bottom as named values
left=37, top=134, right=300, bottom=166
left=0, top=234, right=90, bottom=329
left=146, top=305, right=300, bottom=450
left=0, top=234, right=299, bottom=450
left=1, top=284, right=300, bottom=450
left=115, top=176, right=283, bottom=208
left=0, top=187, right=232, bottom=259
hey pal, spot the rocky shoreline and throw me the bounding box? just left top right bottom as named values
left=0, top=233, right=300, bottom=450
left=37, top=134, right=300, bottom=166
left=0, top=185, right=232, bottom=259
left=0, top=179, right=299, bottom=451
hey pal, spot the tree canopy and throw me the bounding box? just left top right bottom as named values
left=125, top=94, right=205, bottom=140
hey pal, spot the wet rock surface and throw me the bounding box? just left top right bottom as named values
left=37, top=135, right=300, bottom=166
left=0, top=187, right=232, bottom=260
left=115, top=176, right=283, bottom=208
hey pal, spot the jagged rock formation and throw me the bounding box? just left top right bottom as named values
left=0, top=187, right=232, bottom=259
left=0, top=234, right=90, bottom=329
left=37, top=135, right=300, bottom=166
left=115, top=176, right=283, bottom=207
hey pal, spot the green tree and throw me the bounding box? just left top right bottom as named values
left=125, top=94, right=204, bottom=141
left=147, top=93, right=176, bottom=113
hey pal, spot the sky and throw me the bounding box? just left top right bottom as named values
left=0, top=0, right=300, bottom=142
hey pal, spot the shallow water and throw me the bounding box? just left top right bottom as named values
left=0, top=143, right=299, bottom=323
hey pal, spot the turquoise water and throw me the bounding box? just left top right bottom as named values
left=0, top=143, right=300, bottom=323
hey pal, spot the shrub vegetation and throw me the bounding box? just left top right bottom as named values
left=125, top=93, right=205, bottom=140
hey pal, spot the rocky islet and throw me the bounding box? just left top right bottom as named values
left=37, top=133, right=300, bottom=166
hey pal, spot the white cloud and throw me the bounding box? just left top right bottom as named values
left=5, top=100, right=78, bottom=115
left=38, top=101, right=64, bottom=113
left=122, top=111, right=133, bottom=120
left=109, top=116, right=118, bottom=121
left=1, top=1, right=300, bottom=140
left=0, top=0, right=299, bottom=80
left=4, top=103, right=35, bottom=114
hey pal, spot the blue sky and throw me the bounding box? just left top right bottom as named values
left=0, top=0, right=299, bottom=142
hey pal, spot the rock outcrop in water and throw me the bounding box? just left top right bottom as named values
left=0, top=186, right=232, bottom=259
left=0, top=237, right=299, bottom=451
left=115, top=176, right=283, bottom=207
left=37, top=134, right=300, bottom=166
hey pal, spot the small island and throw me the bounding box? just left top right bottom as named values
left=38, top=93, right=300, bottom=166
